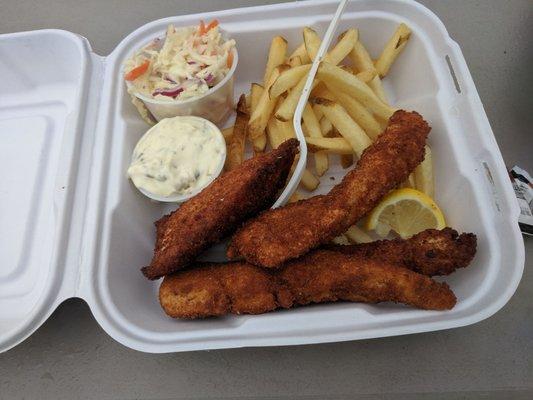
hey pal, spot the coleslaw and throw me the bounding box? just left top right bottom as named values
left=124, top=20, right=236, bottom=102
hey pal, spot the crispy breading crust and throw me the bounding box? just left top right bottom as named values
left=159, top=250, right=457, bottom=319
left=142, top=139, right=299, bottom=280
left=324, top=228, right=477, bottom=276
left=227, top=110, right=430, bottom=268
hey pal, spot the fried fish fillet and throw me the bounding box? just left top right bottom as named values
left=227, top=110, right=430, bottom=268
left=159, top=250, right=457, bottom=319
left=142, top=139, right=299, bottom=280
left=325, top=228, right=477, bottom=276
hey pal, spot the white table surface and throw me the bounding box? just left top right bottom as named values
left=0, top=1, right=531, bottom=399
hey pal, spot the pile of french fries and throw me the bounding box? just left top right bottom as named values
left=223, top=23, right=435, bottom=242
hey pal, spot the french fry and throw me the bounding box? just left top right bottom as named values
left=288, top=55, right=303, bottom=67
left=310, top=82, right=336, bottom=101
left=249, top=65, right=287, bottom=141
left=288, top=42, right=311, bottom=64
left=340, top=154, right=354, bottom=168
left=314, top=151, right=329, bottom=176
left=269, top=64, right=312, bottom=98
left=414, top=145, right=434, bottom=197
left=250, top=83, right=266, bottom=152
left=301, top=168, right=320, bottom=191
left=399, top=173, right=416, bottom=189
left=312, top=97, right=372, bottom=157
left=332, top=234, right=350, bottom=245
left=349, top=41, right=389, bottom=103
left=326, top=28, right=358, bottom=65
left=221, top=126, right=233, bottom=141
left=305, top=137, right=353, bottom=154
left=266, top=117, right=285, bottom=149
left=355, top=70, right=377, bottom=83
left=288, top=191, right=305, bottom=203
left=226, top=94, right=249, bottom=170
left=304, top=27, right=357, bottom=66
left=250, top=83, right=264, bottom=109
left=329, top=89, right=382, bottom=140
left=317, top=62, right=395, bottom=120
left=263, top=36, right=288, bottom=85
left=303, top=27, right=321, bottom=61
left=375, top=23, right=411, bottom=78
left=368, top=76, right=389, bottom=104
left=319, top=116, right=333, bottom=137
left=344, top=225, right=373, bottom=244
left=313, top=104, right=324, bottom=120
left=275, top=118, right=292, bottom=140
left=303, top=103, right=329, bottom=176
left=275, top=74, right=318, bottom=122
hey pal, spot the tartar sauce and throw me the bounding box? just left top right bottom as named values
left=128, top=116, right=225, bottom=199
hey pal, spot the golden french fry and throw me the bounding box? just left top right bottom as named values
left=326, top=28, right=358, bottom=65
left=250, top=83, right=264, bottom=110
left=221, top=126, right=233, bottom=141
left=304, top=27, right=357, bottom=65
left=414, top=145, right=434, bottom=197
left=275, top=74, right=319, bottom=122
left=263, top=36, right=288, bottom=85
left=288, top=191, right=305, bottom=203
left=329, top=89, right=382, bottom=140
left=399, top=173, right=416, bottom=189
left=250, top=83, right=266, bottom=152
left=319, top=115, right=333, bottom=137
left=375, top=23, right=411, bottom=78
left=317, top=62, right=395, bottom=120
left=278, top=118, right=296, bottom=140
left=332, top=234, right=350, bottom=245
left=340, top=154, right=354, bottom=169
left=288, top=42, right=311, bottom=64
left=303, top=103, right=329, bottom=176
left=344, top=225, right=373, bottom=244
left=355, top=70, right=377, bottom=83
left=226, top=94, right=249, bottom=170
left=312, top=104, right=324, bottom=120
left=314, top=151, right=329, bottom=176
left=266, top=117, right=285, bottom=149
left=368, top=76, right=389, bottom=104
left=249, top=65, right=287, bottom=140
left=269, top=64, right=312, bottom=98
left=349, top=41, right=389, bottom=103
left=310, top=82, right=335, bottom=101
left=349, top=40, right=375, bottom=72
left=312, top=97, right=372, bottom=157
left=305, top=137, right=353, bottom=154
left=303, top=27, right=321, bottom=61
left=300, top=168, right=320, bottom=191
left=288, top=55, right=303, bottom=67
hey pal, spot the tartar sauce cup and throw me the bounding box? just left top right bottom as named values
left=128, top=116, right=227, bottom=203
left=126, top=29, right=238, bottom=128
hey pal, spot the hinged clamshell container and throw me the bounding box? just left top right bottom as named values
left=0, top=0, right=524, bottom=353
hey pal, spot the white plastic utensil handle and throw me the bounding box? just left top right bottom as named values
left=272, top=0, right=348, bottom=208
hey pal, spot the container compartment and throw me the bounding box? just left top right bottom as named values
left=79, top=0, right=525, bottom=354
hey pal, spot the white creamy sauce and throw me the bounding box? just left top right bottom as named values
left=128, top=116, right=224, bottom=198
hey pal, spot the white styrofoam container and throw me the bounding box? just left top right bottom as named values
left=0, top=0, right=525, bottom=353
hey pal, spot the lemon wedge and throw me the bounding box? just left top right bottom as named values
left=366, top=188, right=446, bottom=239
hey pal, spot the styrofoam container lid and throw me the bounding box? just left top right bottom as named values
left=0, top=0, right=525, bottom=354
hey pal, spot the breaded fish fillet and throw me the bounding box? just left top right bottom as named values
left=227, top=110, right=430, bottom=268
left=325, top=228, right=477, bottom=276
left=142, top=139, right=299, bottom=280
left=159, top=250, right=456, bottom=319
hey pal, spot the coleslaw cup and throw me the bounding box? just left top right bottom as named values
left=126, top=29, right=238, bottom=127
